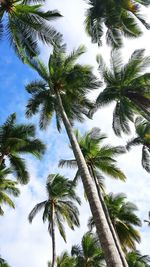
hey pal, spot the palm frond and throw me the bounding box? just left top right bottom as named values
left=28, top=201, right=47, bottom=223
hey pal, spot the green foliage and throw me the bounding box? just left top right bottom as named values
left=0, top=113, right=45, bottom=184
left=28, top=174, right=80, bottom=242
left=0, top=166, right=20, bottom=215
left=71, top=232, right=105, bottom=267
left=93, top=49, right=150, bottom=136
left=0, top=0, right=62, bottom=58
left=0, top=257, right=11, bottom=267
left=56, top=252, right=76, bottom=267
left=127, top=117, right=150, bottom=172
left=59, top=127, right=126, bottom=189
left=85, top=0, right=150, bottom=47
left=25, top=43, right=100, bottom=130
left=126, top=250, right=150, bottom=267
left=88, top=193, right=142, bottom=252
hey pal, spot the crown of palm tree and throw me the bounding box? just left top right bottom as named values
left=0, top=0, right=62, bottom=58
left=0, top=166, right=20, bottom=215
left=28, top=174, right=80, bottom=242
left=92, top=49, right=150, bottom=136
left=0, top=113, right=45, bottom=184
left=51, top=252, right=76, bottom=267
left=85, top=0, right=150, bottom=47
left=71, top=232, right=105, bottom=267
left=88, top=193, right=142, bottom=252
left=25, top=43, right=100, bottom=130
left=127, top=116, right=150, bottom=172
left=59, top=127, right=126, bottom=188
left=126, top=250, right=150, bottom=267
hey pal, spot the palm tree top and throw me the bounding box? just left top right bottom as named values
left=0, top=113, right=46, bottom=184
left=126, top=250, right=150, bottom=267
left=105, top=192, right=142, bottom=251
left=59, top=127, right=126, bottom=182
left=88, top=192, right=142, bottom=252
left=28, top=173, right=80, bottom=242
left=92, top=49, right=150, bottom=136
left=25, top=43, right=101, bottom=130
left=54, top=251, right=76, bottom=267
left=85, top=0, right=150, bottom=47
left=71, top=232, right=104, bottom=267
left=0, top=0, right=62, bottom=58
left=0, top=166, right=20, bottom=215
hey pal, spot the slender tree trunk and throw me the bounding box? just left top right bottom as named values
left=89, top=166, right=128, bottom=267
left=0, top=154, right=4, bottom=166
left=51, top=205, right=56, bottom=267
left=56, top=90, right=126, bottom=267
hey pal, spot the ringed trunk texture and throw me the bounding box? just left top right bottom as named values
left=56, top=91, right=125, bottom=267
left=89, top=166, right=128, bottom=267
left=51, top=205, right=56, bottom=267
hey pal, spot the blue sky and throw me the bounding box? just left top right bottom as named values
left=1, top=1, right=150, bottom=267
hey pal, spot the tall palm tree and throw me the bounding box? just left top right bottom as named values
left=0, top=0, right=62, bottom=58
left=0, top=113, right=45, bottom=184
left=25, top=43, right=125, bottom=267
left=71, top=232, right=105, bottom=267
left=59, top=127, right=128, bottom=266
left=28, top=174, right=80, bottom=267
left=85, top=0, right=150, bottom=47
left=127, top=117, right=150, bottom=172
left=92, top=49, right=150, bottom=136
left=0, top=166, right=20, bottom=215
left=126, top=250, right=150, bottom=267
left=88, top=193, right=141, bottom=252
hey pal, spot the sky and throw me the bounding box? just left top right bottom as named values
left=1, top=0, right=150, bottom=266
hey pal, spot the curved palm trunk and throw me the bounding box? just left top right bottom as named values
left=56, top=90, right=125, bottom=267
left=51, top=205, right=56, bottom=267
left=89, top=166, right=128, bottom=267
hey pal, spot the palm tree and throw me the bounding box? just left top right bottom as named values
left=92, top=49, right=150, bottom=136
left=127, top=117, right=150, bottom=172
left=126, top=250, right=150, bottom=267
left=59, top=127, right=126, bottom=186
left=52, top=252, right=76, bottom=267
left=59, top=127, right=128, bottom=266
left=0, top=0, right=62, bottom=59
left=71, top=232, right=105, bottom=267
left=88, top=193, right=141, bottom=252
left=85, top=0, right=150, bottom=47
left=28, top=174, right=80, bottom=267
left=0, top=166, right=20, bottom=215
left=25, top=43, right=125, bottom=267
left=0, top=113, right=45, bottom=184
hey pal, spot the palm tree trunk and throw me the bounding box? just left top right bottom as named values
left=0, top=0, right=7, bottom=4
left=89, top=166, right=128, bottom=267
left=56, top=90, right=125, bottom=267
left=51, top=205, right=56, bottom=267
left=0, top=154, right=4, bottom=166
